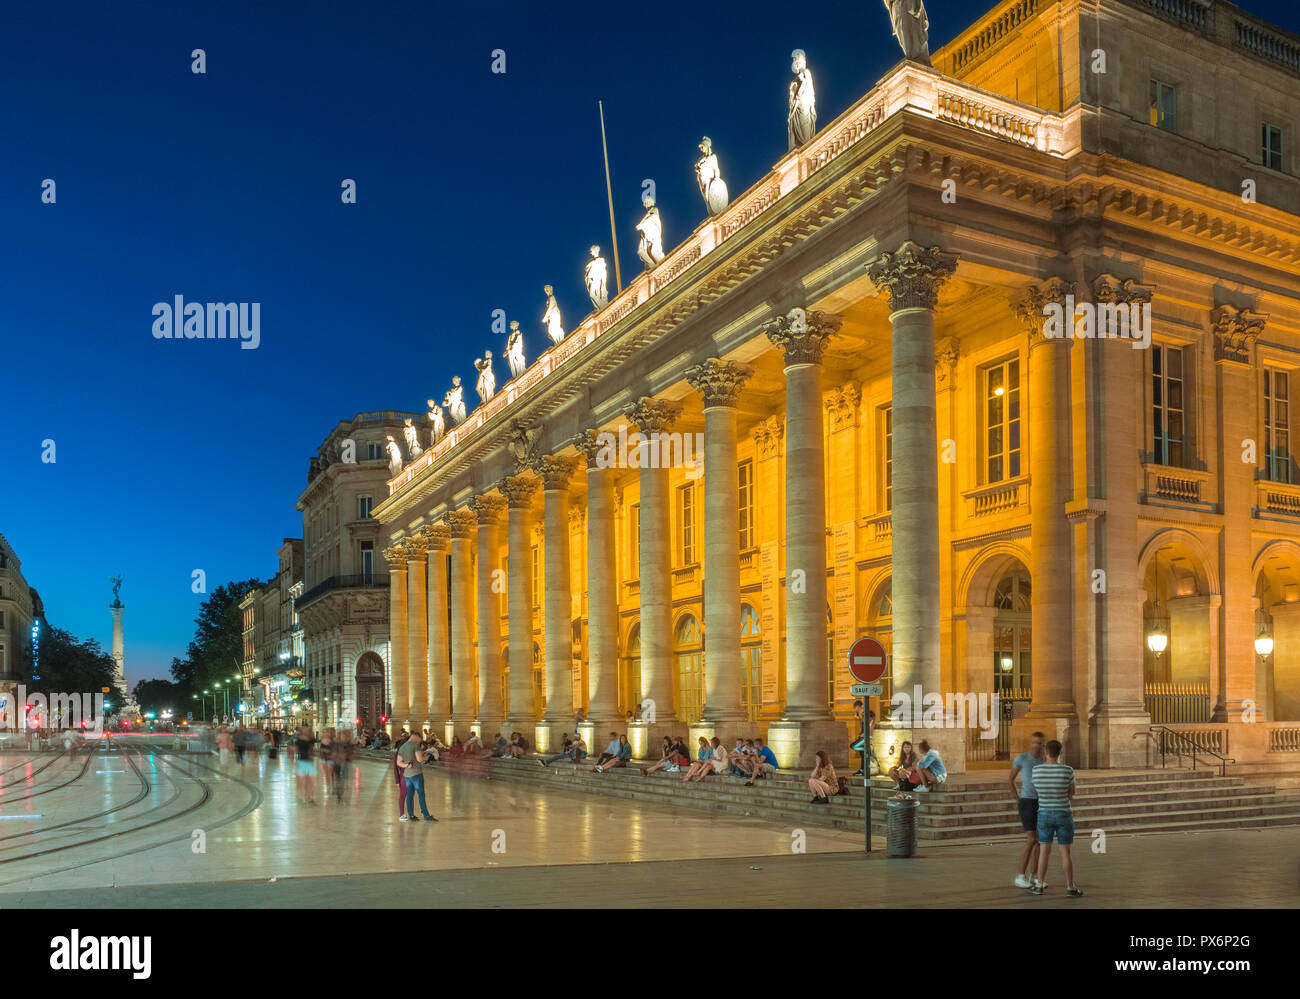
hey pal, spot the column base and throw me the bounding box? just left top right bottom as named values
left=1086, top=703, right=1153, bottom=768
left=449, top=718, right=478, bottom=741
left=475, top=719, right=504, bottom=746
left=766, top=718, right=850, bottom=770
left=534, top=723, right=556, bottom=756
left=907, top=725, right=968, bottom=777
left=627, top=719, right=680, bottom=759
left=1010, top=711, right=1081, bottom=767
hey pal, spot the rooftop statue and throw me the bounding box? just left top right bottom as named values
left=503, top=320, right=527, bottom=378
left=636, top=194, right=665, bottom=269
left=883, top=0, right=931, bottom=64
left=426, top=399, right=446, bottom=445
left=385, top=435, right=403, bottom=475
left=444, top=375, right=467, bottom=424
left=585, top=246, right=609, bottom=310
left=402, top=417, right=423, bottom=460
left=474, top=349, right=497, bottom=402
left=787, top=49, right=816, bottom=150
left=542, top=285, right=565, bottom=344
left=695, top=136, right=730, bottom=216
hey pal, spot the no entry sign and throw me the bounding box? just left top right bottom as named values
left=847, top=636, right=887, bottom=683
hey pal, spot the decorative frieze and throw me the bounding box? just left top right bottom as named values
left=824, top=382, right=860, bottom=431
left=753, top=415, right=785, bottom=458
left=534, top=453, right=579, bottom=491
left=447, top=507, right=478, bottom=539
left=685, top=357, right=754, bottom=408
left=626, top=397, right=683, bottom=435
left=500, top=474, right=540, bottom=509
left=760, top=308, right=843, bottom=366
left=470, top=493, right=508, bottom=524
left=867, top=241, right=958, bottom=312
left=1211, top=304, right=1267, bottom=365
left=1092, top=273, right=1154, bottom=305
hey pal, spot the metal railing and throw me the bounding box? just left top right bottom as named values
left=1152, top=725, right=1235, bottom=777
left=295, top=574, right=387, bottom=607
left=1144, top=681, right=1211, bottom=723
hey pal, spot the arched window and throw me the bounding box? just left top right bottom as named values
left=623, top=623, right=642, bottom=716
left=740, top=604, right=762, bottom=722
left=994, top=571, right=1032, bottom=694
left=674, top=614, right=704, bottom=724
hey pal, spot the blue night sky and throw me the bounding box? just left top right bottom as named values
left=2, top=0, right=1297, bottom=687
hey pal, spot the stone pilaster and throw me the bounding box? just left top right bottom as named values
left=404, top=534, right=429, bottom=734
left=501, top=474, right=540, bottom=731
left=422, top=523, right=450, bottom=729
left=686, top=358, right=754, bottom=732
left=576, top=430, right=621, bottom=732
left=472, top=493, right=507, bottom=736
left=535, top=454, right=579, bottom=751
left=383, top=543, right=409, bottom=733
left=446, top=507, right=478, bottom=733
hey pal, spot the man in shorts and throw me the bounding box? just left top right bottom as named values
left=1009, top=731, right=1045, bottom=889
left=1030, top=739, right=1083, bottom=897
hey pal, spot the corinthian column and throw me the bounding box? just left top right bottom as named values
left=867, top=241, right=961, bottom=770
left=472, top=493, right=507, bottom=736
left=383, top=544, right=409, bottom=733
left=628, top=397, right=683, bottom=741
left=761, top=309, right=843, bottom=767
left=501, top=474, right=539, bottom=732
left=404, top=533, right=429, bottom=733
left=686, top=358, right=754, bottom=733
left=446, top=507, right=478, bottom=733
left=536, top=454, right=578, bottom=751
left=422, top=523, right=450, bottom=731
left=576, top=430, right=620, bottom=734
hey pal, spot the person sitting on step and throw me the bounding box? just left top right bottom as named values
left=641, top=736, right=682, bottom=775
left=809, top=750, right=838, bottom=804
left=594, top=734, right=633, bottom=773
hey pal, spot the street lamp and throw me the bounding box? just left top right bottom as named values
left=1255, top=632, right=1274, bottom=658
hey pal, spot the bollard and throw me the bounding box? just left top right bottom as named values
left=886, top=795, right=918, bottom=857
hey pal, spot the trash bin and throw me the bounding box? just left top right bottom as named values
left=886, top=795, right=918, bottom=857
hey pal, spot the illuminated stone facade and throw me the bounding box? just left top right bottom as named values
left=374, top=0, right=1300, bottom=769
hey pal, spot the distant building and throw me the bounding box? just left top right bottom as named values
left=239, top=539, right=303, bottom=725
left=0, top=533, right=35, bottom=691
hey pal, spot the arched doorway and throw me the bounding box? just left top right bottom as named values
left=1140, top=531, right=1215, bottom=722
left=355, top=652, right=385, bottom=728
left=1254, top=542, right=1300, bottom=721
left=993, top=570, right=1032, bottom=695
left=674, top=613, right=704, bottom=724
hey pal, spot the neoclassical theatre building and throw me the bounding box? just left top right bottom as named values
left=374, top=0, right=1300, bottom=770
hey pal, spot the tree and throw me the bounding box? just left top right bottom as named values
left=24, top=626, right=116, bottom=695
left=133, top=678, right=180, bottom=717
left=169, top=579, right=261, bottom=700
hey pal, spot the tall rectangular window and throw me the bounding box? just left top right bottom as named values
left=630, top=503, right=641, bottom=577
left=357, top=496, right=373, bottom=520
left=738, top=460, right=754, bottom=550
left=1149, top=79, right=1177, bottom=132
left=1263, top=123, right=1284, bottom=171
left=882, top=406, right=893, bottom=510
left=367, top=442, right=382, bottom=460
left=1152, top=344, right=1186, bottom=467
left=1266, top=368, right=1292, bottom=483
left=360, top=542, right=374, bottom=585
left=531, top=545, right=540, bottom=610
left=678, top=484, right=696, bottom=565
left=984, top=360, right=1021, bottom=483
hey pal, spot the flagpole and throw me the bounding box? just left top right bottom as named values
left=599, top=100, right=623, bottom=294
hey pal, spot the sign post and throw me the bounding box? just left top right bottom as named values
left=848, top=636, right=887, bottom=854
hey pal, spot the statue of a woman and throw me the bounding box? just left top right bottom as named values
left=542, top=285, right=565, bottom=344
left=385, top=435, right=403, bottom=475
left=585, top=246, right=608, bottom=309
left=426, top=399, right=446, bottom=445
left=503, top=320, right=527, bottom=378
left=444, top=376, right=466, bottom=423
left=787, top=49, right=817, bottom=150
left=636, top=194, right=665, bottom=268
left=695, top=136, right=730, bottom=216
left=474, top=350, right=496, bottom=403
left=883, top=0, right=931, bottom=64
left=402, top=418, right=423, bottom=460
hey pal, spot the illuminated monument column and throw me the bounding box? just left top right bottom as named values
left=502, top=475, right=540, bottom=733
left=687, top=358, right=754, bottom=742
left=109, top=586, right=138, bottom=717
left=762, top=309, right=844, bottom=768
left=868, top=241, right=964, bottom=772
left=1013, top=280, right=1079, bottom=758
left=537, top=454, right=578, bottom=753
left=576, top=431, right=621, bottom=737
left=472, top=493, right=507, bottom=738
left=447, top=507, right=478, bottom=735
left=383, top=544, right=408, bottom=734
left=628, top=397, right=683, bottom=746
left=404, top=533, right=429, bottom=735
left=423, top=523, right=450, bottom=738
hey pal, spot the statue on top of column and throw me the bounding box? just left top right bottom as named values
left=636, top=193, right=665, bottom=269
left=474, top=350, right=497, bottom=403
left=385, top=435, right=404, bottom=475
left=882, top=0, right=931, bottom=65
left=402, top=418, right=423, bottom=460
left=787, top=49, right=816, bottom=150
left=542, top=285, right=565, bottom=344
left=585, top=246, right=608, bottom=310
left=502, top=320, right=527, bottom=378
left=426, top=398, right=446, bottom=445
left=444, top=375, right=467, bottom=423
left=695, top=136, right=730, bottom=216
left=110, top=575, right=123, bottom=607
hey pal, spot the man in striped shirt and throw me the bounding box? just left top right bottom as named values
left=1029, top=740, right=1084, bottom=897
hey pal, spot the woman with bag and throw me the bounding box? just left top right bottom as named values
left=809, top=750, right=838, bottom=805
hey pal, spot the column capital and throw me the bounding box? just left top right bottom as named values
left=935, top=336, right=960, bottom=388
left=867, top=241, right=957, bottom=312
left=626, top=397, right=682, bottom=435
left=470, top=492, right=507, bottom=525
left=824, top=381, right=860, bottom=431
left=1092, top=273, right=1154, bottom=305
left=383, top=543, right=409, bottom=568
left=404, top=534, right=429, bottom=560
left=533, top=453, right=579, bottom=491
left=1015, top=279, right=1077, bottom=347
left=760, top=308, right=842, bottom=366
left=447, top=507, right=478, bottom=538
left=685, top=357, right=754, bottom=408
left=752, top=414, right=785, bottom=458
left=1211, top=304, right=1267, bottom=365
left=573, top=428, right=608, bottom=469
left=499, top=473, right=540, bottom=508
left=421, top=522, right=450, bottom=551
